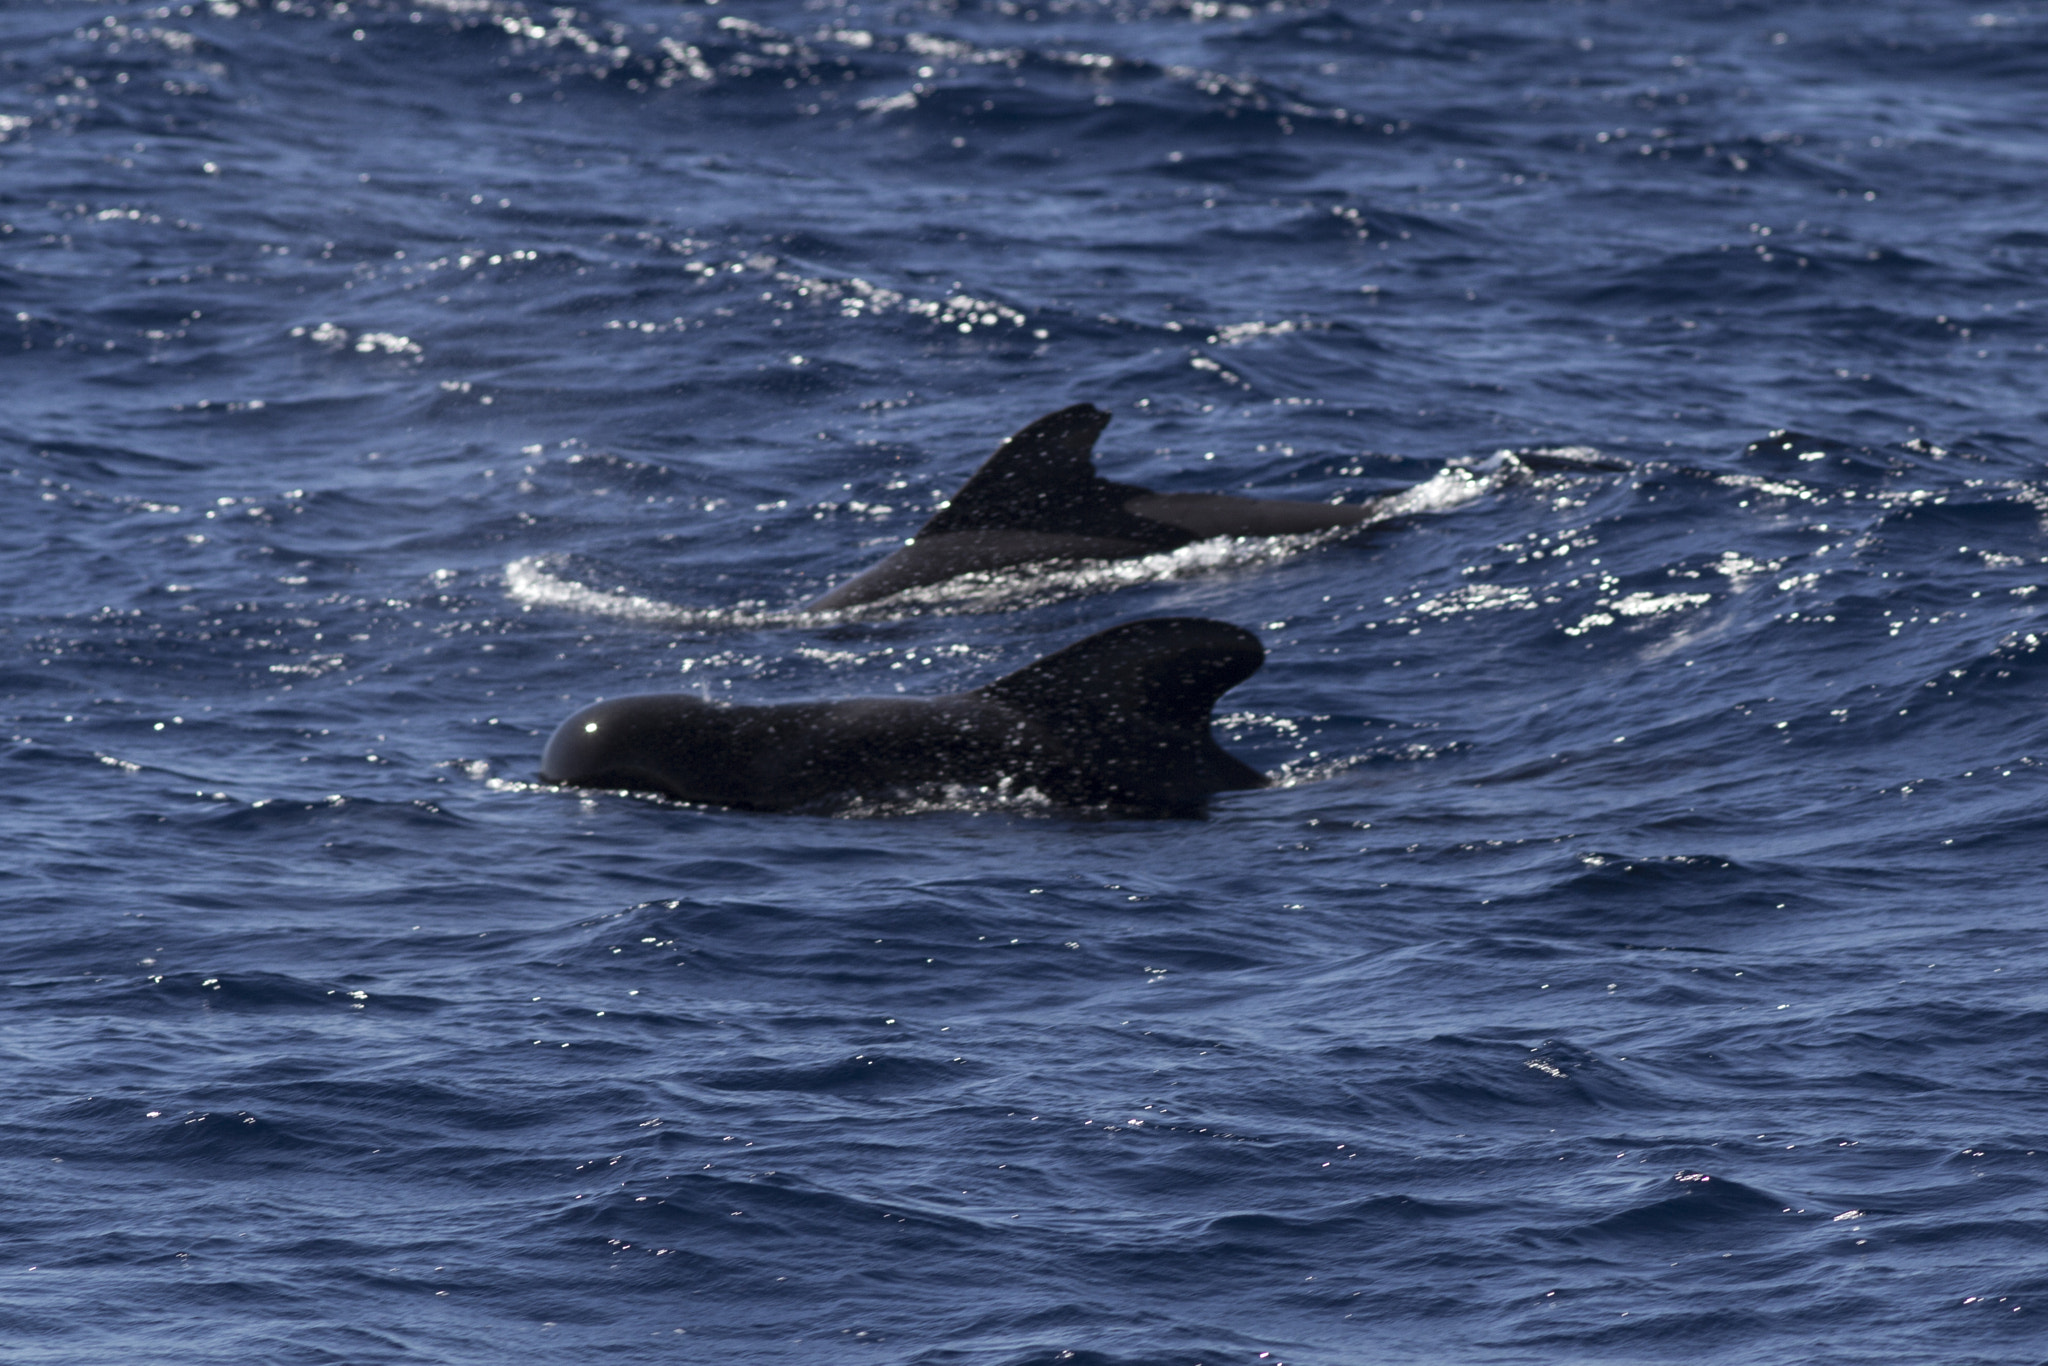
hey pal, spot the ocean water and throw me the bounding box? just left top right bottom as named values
left=4, top=0, right=2047, bottom=1361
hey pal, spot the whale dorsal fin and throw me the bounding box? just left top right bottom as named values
left=975, top=617, right=1269, bottom=804
left=979, top=616, right=1264, bottom=728
left=917, top=404, right=1189, bottom=548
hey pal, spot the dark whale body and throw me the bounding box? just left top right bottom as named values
left=810, top=404, right=1372, bottom=610
left=540, top=618, right=1268, bottom=816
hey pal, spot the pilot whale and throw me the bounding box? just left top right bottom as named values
left=540, top=617, right=1268, bottom=816
left=809, top=404, right=1373, bottom=610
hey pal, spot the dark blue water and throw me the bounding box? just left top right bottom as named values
left=5, top=1, right=2048, bottom=1361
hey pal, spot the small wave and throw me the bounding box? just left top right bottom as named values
left=699, top=1053, right=969, bottom=1094
left=1201, top=1194, right=1475, bottom=1248
left=128, top=970, right=442, bottom=1015
left=1561, top=1170, right=1807, bottom=1246
left=196, top=794, right=465, bottom=832
left=550, top=1170, right=986, bottom=1248
left=135, top=1109, right=341, bottom=1164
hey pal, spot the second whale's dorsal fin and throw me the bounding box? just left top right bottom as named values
left=974, top=618, right=1269, bottom=799
left=918, top=404, right=1187, bottom=548
left=922, top=403, right=1111, bottom=534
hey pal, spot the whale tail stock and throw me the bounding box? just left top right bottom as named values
left=974, top=616, right=1269, bottom=812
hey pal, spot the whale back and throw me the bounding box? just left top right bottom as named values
left=974, top=616, right=1269, bottom=811
left=542, top=618, right=1269, bottom=816
left=916, top=403, right=1190, bottom=550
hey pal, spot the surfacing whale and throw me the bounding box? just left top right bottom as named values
left=809, top=404, right=1373, bottom=610
left=540, top=617, right=1268, bottom=816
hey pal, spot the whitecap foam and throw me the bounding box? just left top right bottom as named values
left=1266, top=754, right=1377, bottom=789
left=503, top=556, right=801, bottom=629
left=1375, top=459, right=1510, bottom=517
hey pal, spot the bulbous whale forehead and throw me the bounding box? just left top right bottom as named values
left=542, top=693, right=727, bottom=777
left=568, top=693, right=720, bottom=740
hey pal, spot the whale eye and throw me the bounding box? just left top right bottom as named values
left=584, top=722, right=600, bottom=733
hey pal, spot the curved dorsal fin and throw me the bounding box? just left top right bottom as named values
left=918, top=405, right=1187, bottom=549
left=977, top=617, right=1264, bottom=735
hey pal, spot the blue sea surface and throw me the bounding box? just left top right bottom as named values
left=5, top=1, right=2048, bottom=1361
